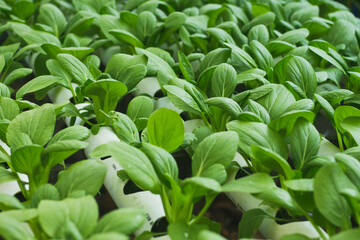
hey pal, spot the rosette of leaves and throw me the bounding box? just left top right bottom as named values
left=0, top=159, right=146, bottom=240
left=0, top=104, right=91, bottom=199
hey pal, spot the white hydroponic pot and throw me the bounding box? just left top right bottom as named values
left=84, top=127, right=165, bottom=235
left=154, top=97, right=182, bottom=114
left=134, top=77, right=161, bottom=97
left=47, top=85, right=74, bottom=103
left=227, top=149, right=329, bottom=240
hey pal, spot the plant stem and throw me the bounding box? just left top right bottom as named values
left=189, top=193, right=217, bottom=226
left=160, top=186, right=173, bottom=222
left=297, top=204, right=328, bottom=240
left=201, top=113, right=212, bottom=129
left=336, top=129, right=344, bottom=152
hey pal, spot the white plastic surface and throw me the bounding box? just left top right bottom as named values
left=135, top=77, right=161, bottom=97
left=47, top=85, right=73, bottom=103
left=154, top=97, right=182, bottom=114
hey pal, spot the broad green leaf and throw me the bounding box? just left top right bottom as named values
left=339, top=117, right=360, bottom=146
left=201, top=164, right=227, bottom=184
left=286, top=98, right=315, bottom=112
left=38, top=4, right=67, bottom=37
left=136, top=48, right=176, bottom=78
left=110, top=112, right=139, bottom=143
left=168, top=222, right=188, bottom=240
left=290, top=6, right=319, bottom=24
left=3, top=68, right=33, bottom=86
left=249, top=84, right=296, bottom=120
left=269, top=110, right=315, bottom=137
left=12, top=0, right=35, bottom=20
left=205, top=97, right=242, bottom=119
left=127, top=96, right=154, bottom=121
left=164, top=12, right=187, bottom=29
left=91, top=142, right=161, bottom=194
left=198, top=230, right=226, bottom=240
left=256, top=187, right=301, bottom=215
left=88, top=233, right=128, bottom=240
left=164, top=85, right=201, bottom=115
left=30, top=184, right=60, bottom=208
left=314, top=94, right=334, bottom=122
left=110, top=30, right=144, bottom=48
left=334, top=106, right=360, bottom=133
left=335, top=153, right=360, bottom=190
left=287, top=56, right=317, bottom=98
left=64, top=196, right=98, bottom=237
left=0, top=166, right=16, bottom=184
left=309, top=46, right=345, bottom=73
left=66, top=16, right=95, bottom=36
left=192, top=131, right=239, bottom=176
left=248, top=25, right=269, bottom=44
left=12, top=144, right=42, bottom=175
left=55, top=160, right=107, bottom=198
left=84, top=79, right=127, bottom=124
left=290, top=118, right=320, bottom=170
left=236, top=68, right=267, bottom=84
left=284, top=179, right=314, bottom=192
left=276, top=29, right=309, bottom=44
left=0, top=209, right=38, bottom=222
left=11, top=22, right=61, bottom=47
left=266, top=41, right=295, bottom=57
left=16, top=75, right=62, bottom=99
left=147, top=108, right=184, bottom=152
left=317, top=89, right=353, bottom=105
left=119, top=64, right=147, bottom=91
left=252, top=145, right=295, bottom=179
left=238, top=209, right=268, bottom=238
left=198, top=48, right=231, bottom=73
left=92, top=208, right=146, bottom=235
left=0, top=215, right=33, bottom=240
left=207, top=27, right=235, bottom=45
left=224, top=43, right=257, bottom=71
left=330, top=229, right=360, bottom=240
left=249, top=40, right=273, bottom=71
left=183, top=176, right=222, bottom=193
left=178, top=51, right=195, bottom=83
left=242, top=12, right=276, bottom=32
left=227, top=120, right=288, bottom=159
left=314, top=162, right=356, bottom=228
left=324, top=20, right=356, bottom=47
left=136, top=11, right=157, bottom=40
left=222, top=173, right=275, bottom=193
left=105, top=54, right=147, bottom=80
left=0, top=193, right=24, bottom=210
left=247, top=99, right=270, bottom=124
left=211, top=63, right=236, bottom=98
left=48, top=125, right=89, bottom=145
left=7, top=104, right=55, bottom=148
left=57, top=53, right=92, bottom=84
left=141, top=142, right=178, bottom=184
left=38, top=200, right=69, bottom=238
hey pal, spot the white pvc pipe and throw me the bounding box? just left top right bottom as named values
left=84, top=127, right=165, bottom=235
left=226, top=153, right=328, bottom=240
left=49, top=88, right=167, bottom=235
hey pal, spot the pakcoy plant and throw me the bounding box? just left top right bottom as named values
left=0, top=158, right=148, bottom=240
left=0, top=103, right=90, bottom=199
